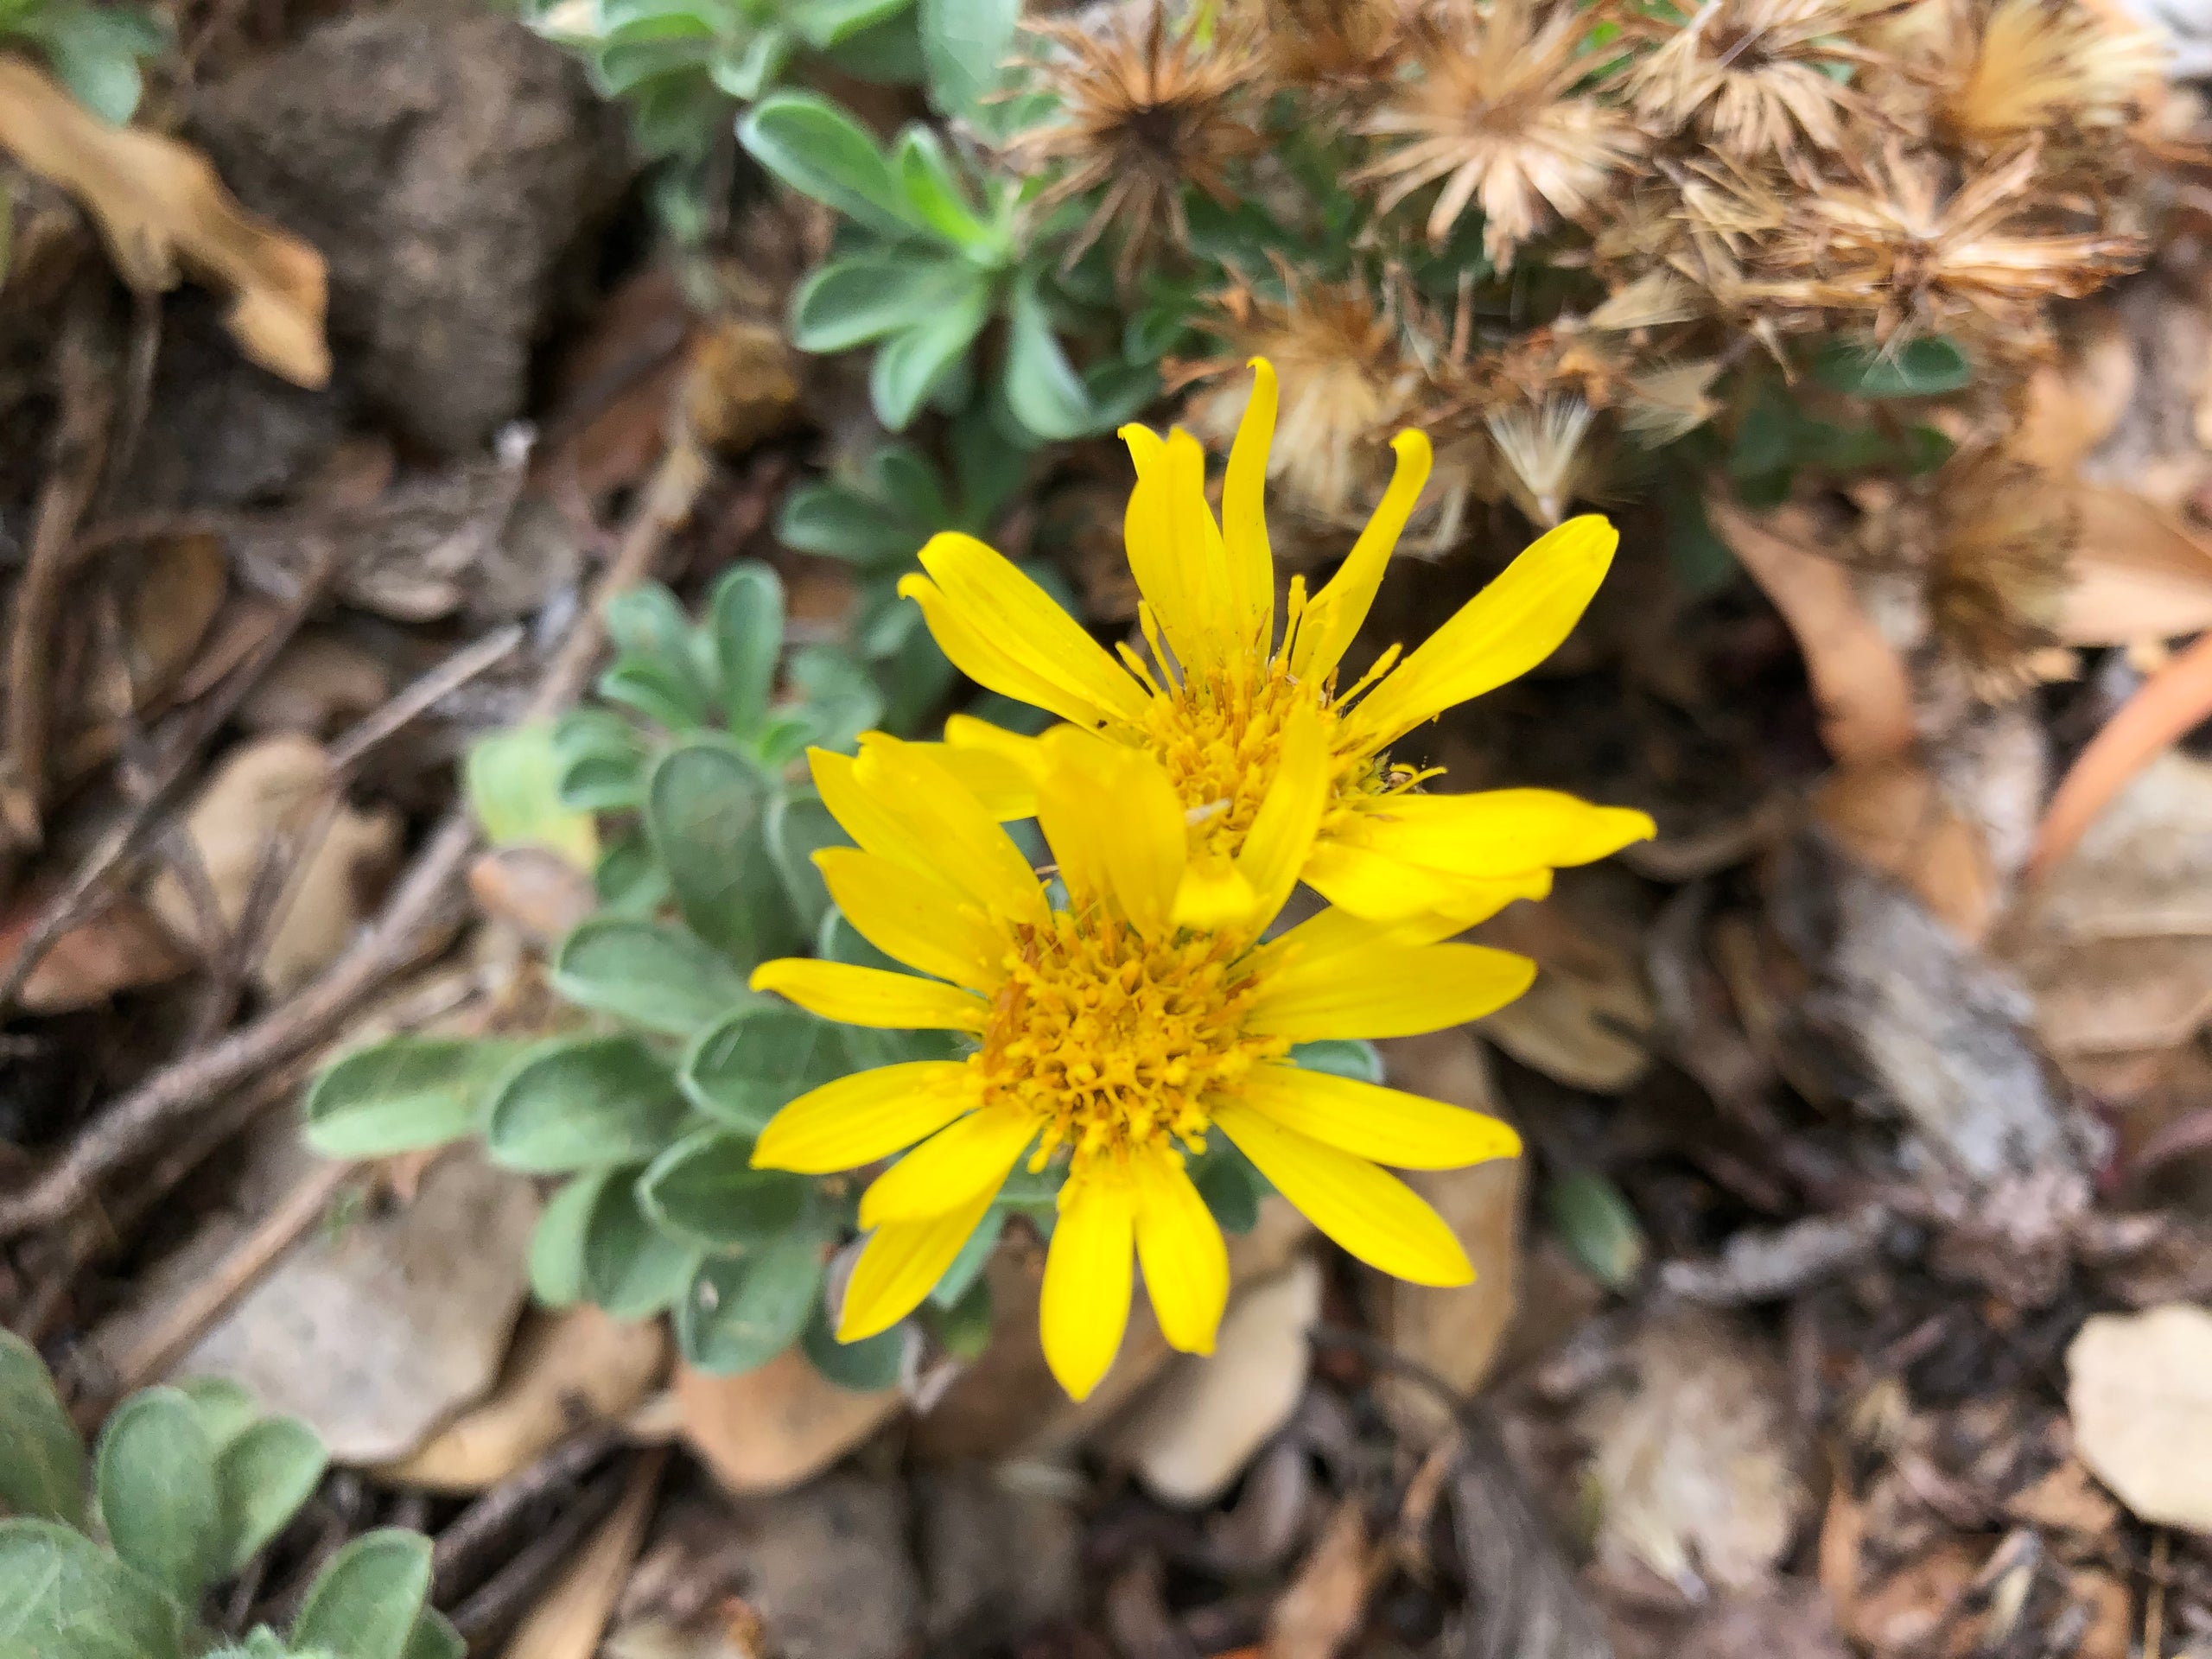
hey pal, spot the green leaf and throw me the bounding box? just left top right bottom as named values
left=740, top=91, right=916, bottom=238
left=289, top=1530, right=433, bottom=1659
left=790, top=0, right=910, bottom=48
left=599, top=657, right=712, bottom=734
left=175, top=1376, right=258, bottom=1454
left=603, top=585, right=712, bottom=711
left=777, top=479, right=927, bottom=565
left=1543, top=1170, right=1647, bottom=1291
left=925, top=1270, right=992, bottom=1359
left=707, top=23, right=791, bottom=99
left=465, top=726, right=599, bottom=868
left=676, top=1231, right=825, bottom=1372
left=1192, top=1140, right=1265, bottom=1235
left=645, top=740, right=800, bottom=966
left=785, top=645, right=884, bottom=752
left=1811, top=335, right=1972, bottom=399
left=764, top=788, right=848, bottom=934
left=709, top=563, right=785, bottom=737
left=791, top=251, right=983, bottom=353
left=551, top=917, right=755, bottom=1036
left=482, top=1037, right=691, bottom=1174
left=529, top=1171, right=609, bottom=1308
left=0, top=1331, right=85, bottom=1527
left=401, top=1609, right=465, bottom=1659
left=1001, top=276, right=1096, bottom=442
left=304, top=1039, right=522, bottom=1159
left=681, top=1004, right=853, bottom=1135
left=94, top=1388, right=222, bottom=1604
left=893, top=126, right=997, bottom=255
left=550, top=709, right=649, bottom=813
left=0, top=1519, right=187, bottom=1659
left=801, top=1302, right=906, bottom=1390
left=213, top=1417, right=326, bottom=1579
left=1288, top=1039, right=1384, bottom=1085
left=35, top=5, right=165, bottom=124
left=639, top=1128, right=810, bottom=1250
left=918, top=0, right=1017, bottom=113
left=593, top=835, right=668, bottom=915
left=871, top=277, right=993, bottom=430
left=820, top=6, right=925, bottom=81
left=582, top=1171, right=702, bottom=1319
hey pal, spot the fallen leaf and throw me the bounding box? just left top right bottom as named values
left=145, top=733, right=403, bottom=995
left=90, top=535, right=230, bottom=724
left=0, top=55, right=327, bottom=385
left=2061, top=486, right=2212, bottom=645
left=2018, top=310, right=2136, bottom=474
left=674, top=1347, right=902, bottom=1496
left=1, top=893, right=188, bottom=1012
left=1264, top=1498, right=1374, bottom=1659
left=1847, top=1542, right=1980, bottom=1657
left=177, top=1149, right=539, bottom=1465
left=1110, top=1255, right=1322, bottom=1508
left=2004, top=1458, right=2121, bottom=1539
left=379, top=1306, right=669, bottom=1492
left=1815, top=756, right=1998, bottom=944
left=469, top=848, right=600, bottom=947
left=1707, top=496, right=1915, bottom=766
left=2067, top=1569, right=2132, bottom=1659
left=1580, top=1307, right=1803, bottom=1597
left=238, top=631, right=393, bottom=737
left=1374, top=1032, right=1522, bottom=1440
left=502, top=1451, right=666, bottom=1659
left=683, top=318, right=801, bottom=457
left=1476, top=895, right=1655, bottom=1090
left=2066, top=1304, right=2212, bottom=1534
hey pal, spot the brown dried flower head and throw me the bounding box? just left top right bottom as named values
left=1242, top=0, right=1408, bottom=92
left=1864, top=451, right=2075, bottom=699
left=1357, top=0, right=1641, bottom=268
left=1772, top=142, right=2144, bottom=350
left=1019, top=3, right=1262, bottom=285
left=1898, top=0, right=2164, bottom=158
left=1185, top=276, right=1421, bottom=526
left=1626, top=0, right=1907, bottom=169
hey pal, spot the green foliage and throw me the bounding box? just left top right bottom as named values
left=310, top=564, right=976, bottom=1384
left=0, top=1340, right=454, bottom=1659
left=0, top=0, right=168, bottom=124
left=1543, top=1169, right=1648, bottom=1292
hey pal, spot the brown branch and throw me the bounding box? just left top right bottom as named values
left=0, top=442, right=709, bottom=1239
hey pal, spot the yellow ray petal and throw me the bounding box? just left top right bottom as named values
left=1172, top=855, right=1257, bottom=931
left=906, top=739, right=1038, bottom=822
left=1220, top=359, right=1278, bottom=655
left=851, top=734, right=1046, bottom=925
left=1287, top=428, right=1433, bottom=682
left=1245, top=940, right=1535, bottom=1039
left=838, top=1182, right=998, bottom=1341
left=1120, top=423, right=1200, bottom=677
left=1209, top=1100, right=1473, bottom=1286
left=1253, top=890, right=1549, bottom=977
left=1133, top=1149, right=1228, bottom=1356
left=751, top=1060, right=973, bottom=1173
left=1234, top=699, right=1328, bottom=931
left=814, top=848, right=1004, bottom=991
left=858, top=1106, right=1036, bottom=1228
left=1344, top=515, right=1617, bottom=750
left=902, top=574, right=1123, bottom=734
left=1354, top=790, right=1656, bottom=877
left=1301, top=836, right=1555, bottom=924
left=1165, top=427, right=1236, bottom=671
left=942, top=715, right=1046, bottom=818
left=1039, top=1174, right=1135, bottom=1401
left=1236, top=1063, right=1522, bottom=1170
left=1034, top=728, right=1185, bottom=933
left=912, top=533, right=1150, bottom=729
left=749, top=958, right=986, bottom=1030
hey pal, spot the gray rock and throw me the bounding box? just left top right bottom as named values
left=915, top=1464, right=1082, bottom=1647
left=725, top=1473, right=922, bottom=1659
left=192, top=5, right=632, bottom=456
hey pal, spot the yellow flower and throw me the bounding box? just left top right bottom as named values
left=747, top=727, right=1529, bottom=1401
left=898, top=358, right=1656, bottom=929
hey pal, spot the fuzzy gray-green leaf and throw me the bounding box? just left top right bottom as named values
left=0, top=1519, right=188, bottom=1659
left=214, top=1416, right=327, bottom=1579
left=483, top=1036, right=690, bottom=1174
left=305, top=1039, right=523, bottom=1160
left=94, top=1388, right=222, bottom=1605
left=551, top=917, right=754, bottom=1036
left=289, top=1530, right=433, bottom=1659
left=0, top=1331, right=86, bottom=1527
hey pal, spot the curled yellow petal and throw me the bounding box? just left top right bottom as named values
left=1354, top=790, right=1656, bottom=878
left=1287, top=428, right=1433, bottom=681
left=751, top=1061, right=973, bottom=1174
left=1220, top=358, right=1278, bottom=653
left=1209, top=1100, right=1473, bottom=1286
left=1034, top=728, right=1186, bottom=933
left=1233, top=698, right=1328, bottom=931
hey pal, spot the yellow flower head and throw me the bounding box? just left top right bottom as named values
left=899, top=358, right=1655, bottom=930
left=747, top=728, right=1529, bottom=1401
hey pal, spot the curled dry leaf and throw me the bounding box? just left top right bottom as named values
left=0, top=892, right=188, bottom=1011
left=0, top=55, right=329, bottom=387
left=500, top=1451, right=667, bottom=1659
left=1707, top=496, right=1915, bottom=766
left=379, top=1306, right=670, bottom=1492
left=2059, top=486, right=2212, bottom=645
left=2066, top=1303, right=2212, bottom=1534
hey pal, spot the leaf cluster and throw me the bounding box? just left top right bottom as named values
left=0, top=1332, right=454, bottom=1659
left=0, top=0, right=166, bottom=122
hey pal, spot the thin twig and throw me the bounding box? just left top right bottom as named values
left=448, top=1460, right=633, bottom=1646
left=327, top=623, right=524, bottom=776
left=1, top=294, right=115, bottom=851
left=0, top=444, right=709, bottom=1239
left=430, top=1421, right=628, bottom=1599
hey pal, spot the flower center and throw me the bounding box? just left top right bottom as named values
left=976, top=910, right=1287, bottom=1178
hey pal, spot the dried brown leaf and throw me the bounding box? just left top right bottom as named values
left=675, top=1348, right=901, bottom=1497
left=2066, top=1304, right=2212, bottom=1533
left=1264, top=1498, right=1375, bottom=1659
left=2059, top=485, right=2212, bottom=645
left=0, top=55, right=328, bottom=386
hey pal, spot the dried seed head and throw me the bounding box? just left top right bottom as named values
left=1357, top=0, right=1641, bottom=268
left=1890, top=0, right=2164, bottom=157
left=1239, top=0, right=1408, bottom=92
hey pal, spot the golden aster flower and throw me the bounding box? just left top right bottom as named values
left=747, top=727, right=1530, bottom=1400
left=1777, top=142, right=2143, bottom=349
left=1357, top=0, right=1641, bottom=268
left=1625, top=0, right=1905, bottom=170
left=1902, top=0, right=2164, bottom=156
left=1018, top=3, right=1262, bottom=285
left=898, top=359, right=1656, bottom=927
